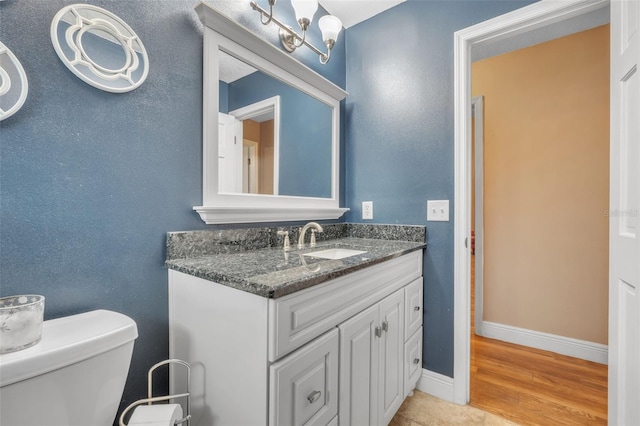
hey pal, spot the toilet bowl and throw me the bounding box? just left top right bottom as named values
left=0, top=309, right=138, bottom=426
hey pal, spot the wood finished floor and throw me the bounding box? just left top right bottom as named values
left=390, top=255, right=608, bottom=426
left=469, top=255, right=608, bottom=425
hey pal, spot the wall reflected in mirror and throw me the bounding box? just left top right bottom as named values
left=218, top=50, right=333, bottom=199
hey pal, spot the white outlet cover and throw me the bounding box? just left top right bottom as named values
left=362, top=201, right=373, bottom=220
left=427, top=200, right=449, bottom=222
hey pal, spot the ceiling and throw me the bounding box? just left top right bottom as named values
left=318, top=0, right=406, bottom=28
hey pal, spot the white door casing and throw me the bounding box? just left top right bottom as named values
left=242, top=140, right=259, bottom=194
left=609, top=1, right=640, bottom=424
left=472, top=96, right=485, bottom=337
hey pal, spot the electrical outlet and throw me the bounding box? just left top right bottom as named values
left=427, top=200, right=449, bottom=221
left=362, top=201, right=373, bottom=220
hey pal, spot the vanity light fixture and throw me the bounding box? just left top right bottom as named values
left=250, top=0, right=342, bottom=64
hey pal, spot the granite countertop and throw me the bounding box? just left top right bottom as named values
left=165, top=224, right=426, bottom=298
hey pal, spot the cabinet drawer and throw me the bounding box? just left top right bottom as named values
left=269, top=251, right=423, bottom=361
left=404, top=328, right=423, bottom=397
left=270, top=328, right=339, bottom=426
left=404, top=277, right=423, bottom=339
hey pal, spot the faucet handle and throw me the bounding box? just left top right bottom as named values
left=310, top=229, right=317, bottom=247
left=277, top=230, right=290, bottom=251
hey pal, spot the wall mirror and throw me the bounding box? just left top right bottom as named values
left=195, top=2, right=348, bottom=224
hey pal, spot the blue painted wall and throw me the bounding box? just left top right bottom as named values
left=0, top=0, right=344, bottom=417
left=0, top=0, right=539, bottom=416
left=344, top=0, right=536, bottom=377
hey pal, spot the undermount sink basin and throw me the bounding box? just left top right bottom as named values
left=303, top=248, right=367, bottom=260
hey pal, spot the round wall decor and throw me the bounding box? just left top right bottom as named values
left=50, top=4, right=149, bottom=93
left=0, top=41, right=29, bottom=121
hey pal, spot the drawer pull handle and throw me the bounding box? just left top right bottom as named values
left=414, top=306, right=421, bottom=312
left=307, top=390, right=322, bottom=404
left=381, top=321, right=389, bottom=332
left=413, top=358, right=420, bottom=365
left=375, top=326, right=382, bottom=337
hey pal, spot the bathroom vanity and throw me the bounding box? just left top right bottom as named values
left=166, top=225, right=425, bottom=426
left=173, top=4, right=426, bottom=424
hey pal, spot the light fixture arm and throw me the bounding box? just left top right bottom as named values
left=250, top=1, right=338, bottom=64
left=320, top=39, right=335, bottom=64
left=294, top=18, right=309, bottom=47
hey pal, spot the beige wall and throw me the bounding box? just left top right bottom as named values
left=471, top=25, right=610, bottom=344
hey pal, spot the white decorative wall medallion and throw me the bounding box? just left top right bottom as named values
left=50, top=4, right=149, bottom=93
left=0, top=41, right=29, bottom=121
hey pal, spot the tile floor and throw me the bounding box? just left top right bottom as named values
left=390, top=390, right=520, bottom=426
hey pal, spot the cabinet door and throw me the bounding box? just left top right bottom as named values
left=404, top=328, right=423, bottom=397
left=378, top=290, right=405, bottom=426
left=404, top=278, right=423, bottom=340
left=339, top=304, right=379, bottom=426
left=270, top=328, right=339, bottom=426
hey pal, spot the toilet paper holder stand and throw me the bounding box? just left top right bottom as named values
left=119, top=358, right=191, bottom=426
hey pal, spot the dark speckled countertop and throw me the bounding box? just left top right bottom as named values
left=165, top=224, right=426, bottom=298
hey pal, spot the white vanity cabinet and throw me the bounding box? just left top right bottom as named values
left=270, top=328, right=339, bottom=426
left=404, top=278, right=424, bottom=397
left=339, top=289, right=405, bottom=426
left=168, top=250, right=423, bottom=426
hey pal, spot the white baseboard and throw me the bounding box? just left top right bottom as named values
left=482, top=321, right=608, bottom=365
left=415, top=369, right=456, bottom=404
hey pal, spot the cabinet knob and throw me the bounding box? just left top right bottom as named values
left=413, top=358, right=420, bottom=365
left=414, top=306, right=421, bottom=311
left=381, top=321, right=388, bottom=332
left=307, top=390, right=322, bottom=404
left=375, top=326, right=382, bottom=337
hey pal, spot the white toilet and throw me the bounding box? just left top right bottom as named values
left=0, top=309, right=139, bottom=426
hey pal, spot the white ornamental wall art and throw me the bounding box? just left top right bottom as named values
left=50, top=4, right=149, bottom=93
left=0, top=41, right=29, bottom=121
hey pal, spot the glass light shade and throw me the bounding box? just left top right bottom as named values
left=291, top=0, right=318, bottom=23
left=319, top=15, right=342, bottom=43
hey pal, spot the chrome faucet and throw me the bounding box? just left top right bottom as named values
left=298, top=222, right=323, bottom=249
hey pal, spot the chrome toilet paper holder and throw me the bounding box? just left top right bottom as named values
left=119, top=359, right=191, bottom=426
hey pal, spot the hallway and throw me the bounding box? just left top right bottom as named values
left=469, top=256, right=608, bottom=425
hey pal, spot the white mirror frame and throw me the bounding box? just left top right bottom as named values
left=194, top=2, right=349, bottom=224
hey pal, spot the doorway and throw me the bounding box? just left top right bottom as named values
left=468, top=25, right=609, bottom=423
left=452, top=0, right=610, bottom=405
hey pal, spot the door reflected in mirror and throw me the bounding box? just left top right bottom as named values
left=218, top=50, right=333, bottom=199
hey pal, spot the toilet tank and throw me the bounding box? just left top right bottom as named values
left=0, top=309, right=138, bottom=426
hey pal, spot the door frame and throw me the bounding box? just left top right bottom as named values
left=452, top=0, right=610, bottom=404
left=229, top=95, right=280, bottom=195
left=471, top=96, right=484, bottom=337
left=242, top=139, right=259, bottom=194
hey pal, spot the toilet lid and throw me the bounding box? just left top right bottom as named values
left=0, top=310, right=137, bottom=387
